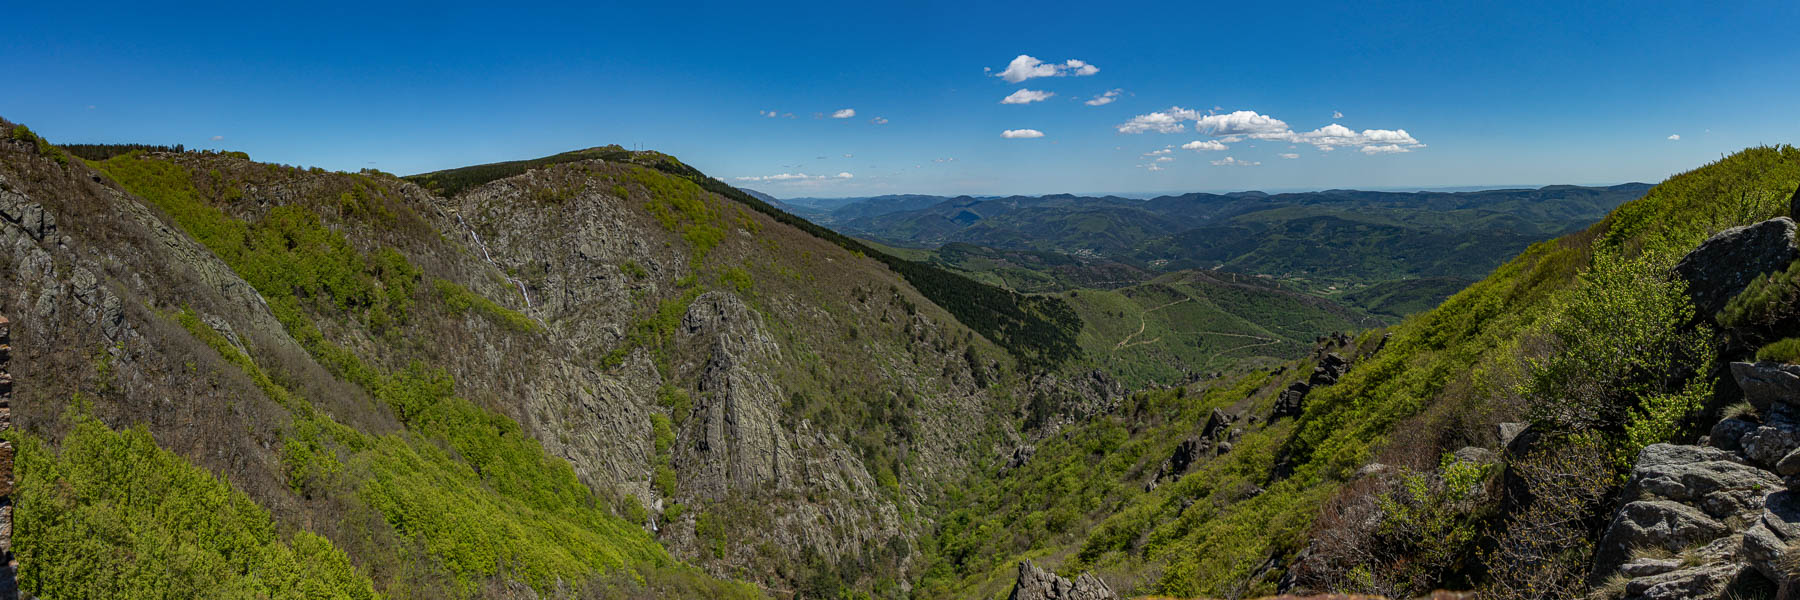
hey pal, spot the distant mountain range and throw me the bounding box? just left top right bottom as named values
left=757, top=184, right=1652, bottom=291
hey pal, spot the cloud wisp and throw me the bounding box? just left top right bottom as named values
left=734, top=172, right=855, bottom=183
left=1085, top=89, right=1123, bottom=106
left=1002, top=89, right=1055, bottom=104
left=1001, top=129, right=1046, bottom=139
left=993, top=55, right=1100, bottom=83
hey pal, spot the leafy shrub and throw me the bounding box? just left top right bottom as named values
left=1721, top=259, right=1800, bottom=331
left=1521, top=247, right=1715, bottom=465
left=722, top=266, right=753, bottom=295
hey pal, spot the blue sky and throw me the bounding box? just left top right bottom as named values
left=7, top=1, right=1798, bottom=197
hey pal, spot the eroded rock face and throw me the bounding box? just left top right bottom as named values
left=1731, top=361, right=1800, bottom=414
left=1672, top=217, right=1800, bottom=321
left=1592, top=443, right=1781, bottom=583
left=1006, top=560, right=1118, bottom=600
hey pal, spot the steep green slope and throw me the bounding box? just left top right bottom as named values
left=916, top=147, right=1799, bottom=598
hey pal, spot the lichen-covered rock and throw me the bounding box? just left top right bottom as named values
left=1733, top=361, right=1800, bottom=413
left=1596, top=500, right=1729, bottom=572
left=1620, top=561, right=1741, bottom=600
left=1744, top=425, right=1800, bottom=470
left=1743, top=490, right=1800, bottom=583
left=1713, top=416, right=1762, bottom=452
left=1006, top=560, right=1118, bottom=600
left=1594, top=444, right=1780, bottom=580
left=1672, top=217, right=1800, bottom=322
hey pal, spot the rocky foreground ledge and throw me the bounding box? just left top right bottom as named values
left=1003, top=559, right=1472, bottom=600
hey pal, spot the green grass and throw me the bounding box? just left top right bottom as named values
left=1758, top=338, right=1800, bottom=364
left=12, top=411, right=380, bottom=599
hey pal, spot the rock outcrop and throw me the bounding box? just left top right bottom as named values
left=1273, top=351, right=1353, bottom=421
left=0, top=314, right=14, bottom=599
left=1006, top=560, right=1118, bottom=600
left=1731, top=361, right=1800, bottom=413
left=1671, top=217, right=1800, bottom=321
left=1589, top=356, right=1800, bottom=596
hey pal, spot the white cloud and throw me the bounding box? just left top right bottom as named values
left=832, top=108, right=856, bottom=119
left=932, top=157, right=957, bottom=163
left=1211, top=156, right=1259, bottom=166
left=843, top=153, right=854, bottom=158
left=759, top=110, right=779, bottom=118
left=994, top=54, right=1100, bottom=83
left=1143, top=148, right=1172, bottom=156
left=1333, top=110, right=1344, bottom=119
left=733, top=172, right=855, bottom=182
left=1118, top=109, right=1423, bottom=154
left=1001, top=129, right=1045, bottom=139
left=1181, top=140, right=1228, bottom=151
left=870, top=116, right=889, bottom=125
left=1085, top=89, right=1123, bottom=106
left=1141, top=163, right=1165, bottom=172
left=1118, top=108, right=1289, bottom=135
left=1668, top=134, right=1681, bottom=141
left=1360, top=144, right=1411, bottom=154
left=1001, top=89, right=1055, bottom=104
left=1117, top=111, right=1187, bottom=134
left=1154, top=156, right=1174, bottom=162
left=211, top=135, right=224, bottom=141
left=1279, top=153, right=1300, bottom=159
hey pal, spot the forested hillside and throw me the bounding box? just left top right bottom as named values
left=917, top=146, right=1800, bottom=599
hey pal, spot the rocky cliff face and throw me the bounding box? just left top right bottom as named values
left=418, top=161, right=1025, bottom=585
left=0, top=124, right=1064, bottom=595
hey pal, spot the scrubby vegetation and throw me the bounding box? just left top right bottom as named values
left=916, top=146, right=1800, bottom=598
left=433, top=279, right=538, bottom=332
left=12, top=410, right=380, bottom=599
left=10, top=125, right=68, bottom=166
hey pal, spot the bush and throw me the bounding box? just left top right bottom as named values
left=1758, top=337, right=1800, bottom=364
left=1481, top=435, right=1617, bottom=600
left=13, top=414, right=379, bottom=599
left=722, top=266, right=753, bottom=295
left=9, top=124, right=68, bottom=166
left=1521, top=247, right=1714, bottom=465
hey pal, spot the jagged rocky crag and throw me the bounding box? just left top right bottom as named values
left=0, top=120, right=1118, bottom=596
